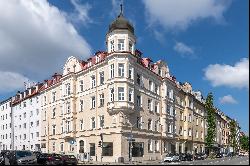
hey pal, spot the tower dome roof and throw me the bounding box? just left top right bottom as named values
left=108, top=5, right=134, bottom=34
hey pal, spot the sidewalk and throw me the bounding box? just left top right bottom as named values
left=77, top=160, right=163, bottom=165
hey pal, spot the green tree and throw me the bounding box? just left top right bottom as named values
left=240, top=135, right=249, bottom=152
left=229, top=120, right=237, bottom=153
left=205, top=92, right=216, bottom=157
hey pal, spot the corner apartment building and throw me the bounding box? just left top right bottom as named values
left=38, top=10, right=207, bottom=162
left=0, top=98, right=12, bottom=151
left=11, top=84, right=43, bottom=151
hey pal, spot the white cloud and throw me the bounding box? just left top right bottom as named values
left=204, top=58, right=249, bottom=89
left=0, top=71, right=34, bottom=93
left=143, top=0, right=231, bottom=32
left=174, top=42, right=194, bottom=56
left=69, top=0, right=92, bottom=25
left=219, top=95, right=238, bottom=104
left=0, top=0, right=91, bottom=83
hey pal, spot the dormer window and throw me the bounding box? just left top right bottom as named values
left=88, top=61, right=92, bottom=67
left=110, top=40, right=115, bottom=52
left=118, top=39, right=125, bottom=51
left=96, top=55, right=100, bottom=63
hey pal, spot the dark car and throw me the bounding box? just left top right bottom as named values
left=194, top=153, right=204, bottom=160
left=216, top=153, right=223, bottom=158
left=34, top=153, right=63, bottom=165
left=61, top=155, right=78, bottom=165
left=179, top=153, right=193, bottom=161
left=7, top=150, right=37, bottom=165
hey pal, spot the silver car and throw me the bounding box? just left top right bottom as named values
left=164, top=153, right=180, bottom=162
left=8, top=150, right=37, bottom=165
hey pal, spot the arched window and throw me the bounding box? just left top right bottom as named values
left=79, top=140, right=84, bottom=153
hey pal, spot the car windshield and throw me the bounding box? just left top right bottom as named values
left=16, top=151, right=33, bottom=159
left=54, top=154, right=61, bottom=158
left=166, top=153, right=173, bottom=157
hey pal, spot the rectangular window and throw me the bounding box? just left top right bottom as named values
left=102, top=142, right=113, bottom=156
left=118, top=63, right=125, bottom=77
left=80, top=119, right=84, bottom=131
left=132, top=142, right=144, bottom=157
left=100, top=72, right=104, bottom=85
left=90, top=143, right=95, bottom=156
left=128, top=65, right=133, bottom=79
left=137, top=95, right=141, bottom=107
left=155, top=102, right=159, bottom=113
left=52, top=91, right=56, bottom=102
left=52, top=125, right=56, bottom=135
left=196, top=118, right=199, bottom=126
left=128, top=88, right=133, bottom=102
left=66, top=102, right=70, bottom=113
left=99, top=115, right=104, bottom=128
left=110, top=64, right=114, bottom=78
left=137, top=74, right=141, bottom=85
left=110, top=88, right=114, bottom=102
left=100, top=94, right=104, bottom=107
left=91, top=97, right=96, bottom=109
left=148, top=99, right=152, bottom=111
left=129, top=40, right=133, bottom=52
left=155, top=85, right=159, bottom=94
left=65, top=83, right=71, bottom=95
left=91, top=117, right=95, bottom=129
left=149, top=81, right=153, bottom=91
left=91, top=76, right=96, bottom=88
left=79, top=80, right=84, bottom=92
left=118, top=87, right=125, bottom=101
left=80, top=100, right=84, bottom=112
left=148, top=119, right=152, bottom=130
left=110, top=40, right=115, bottom=52
left=118, top=39, right=125, bottom=51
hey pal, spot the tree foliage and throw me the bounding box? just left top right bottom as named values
left=240, top=135, right=249, bottom=151
left=229, top=120, right=238, bottom=152
left=205, top=92, right=216, bottom=153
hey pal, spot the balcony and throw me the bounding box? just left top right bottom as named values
left=107, top=101, right=134, bottom=114
left=63, top=131, right=75, bottom=140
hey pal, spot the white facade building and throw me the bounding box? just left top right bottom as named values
left=0, top=98, right=12, bottom=151
left=12, top=85, right=42, bottom=151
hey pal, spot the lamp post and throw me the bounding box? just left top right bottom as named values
left=128, top=121, right=144, bottom=164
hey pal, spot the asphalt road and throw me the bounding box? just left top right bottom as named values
left=159, top=156, right=249, bottom=165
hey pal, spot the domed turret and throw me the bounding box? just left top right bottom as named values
left=106, top=4, right=136, bottom=54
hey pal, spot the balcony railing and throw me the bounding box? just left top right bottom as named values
left=107, top=101, right=134, bottom=114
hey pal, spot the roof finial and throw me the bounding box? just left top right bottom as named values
left=120, top=3, right=123, bottom=15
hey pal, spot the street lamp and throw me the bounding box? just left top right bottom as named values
left=128, top=121, right=144, bottom=164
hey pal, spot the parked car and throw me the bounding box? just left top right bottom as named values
left=61, top=155, right=78, bottom=165
left=0, top=154, right=4, bottom=165
left=179, top=153, right=193, bottom=161
left=216, top=153, right=223, bottom=158
left=163, top=153, right=180, bottom=162
left=35, top=153, right=63, bottom=165
left=7, top=150, right=37, bottom=165
left=200, top=153, right=207, bottom=159
left=194, top=153, right=204, bottom=160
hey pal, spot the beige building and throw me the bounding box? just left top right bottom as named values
left=38, top=10, right=207, bottom=162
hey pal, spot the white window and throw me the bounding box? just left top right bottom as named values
left=96, top=55, right=100, bottom=63
left=91, top=96, right=96, bottom=108
left=52, top=125, right=56, bottom=135
left=128, top=65, right=133, bottom=79
left=155, top=84, right=159, bottom=94
left=118, top=63, right=125, bottom=77
left=137, top=95, right=141, bottom=107
left=128, top=88, right=133, bottom=102
left=148, top=140, right=153, bottom=151
left=66, top=121, right=70, bottom=133
left=201, top=131, right=204, bottom=139
left=110, top=64, right=114, bottom=78
left=66, top=102, right=70, bottom=113
left=110, top=88, right=114, bottom=102
left=201, top=120, right=204, bottom=127
left=129, top=40, right=133, bottom=52
left=99, top=115, right=104, bottom=128
left=180, top=112, right=184, bottom=120
left=52, top=108, right=56, bottom=118
left=91, top=117, right=95, bottom=129
left=60, top=143, right=64, bottom=152
left=154, top=101, right=159, bottom=113
left=155, top=140, right=159, bottom=152
left=80, top=100, right=84, bottom=112
left=118, top=87, right=125, bottom=101
left=189, top=114, right=192, bottom=122
left=149, top=81, right=153, bottom=91
left=110, top=40, right=115, bottom=52
left=118, top=39, right=125, bottom=51
left=52, top=142, right=56, bottom=151
left=148, top=99, right=152, bottom=111
left=80, top=119, right=84, bottom=131
left=30, top=111, right=33, bottom=117
left=100, top=94, right=104, bottom=107
left=196, top=130, right=199, bottom=138
left=188, top=128, right=192, bottom=137
left=65, top=83, right=71, bottom=95
left=79, top=80, right=84, bottom=92
left=91, top=76, right=96, bottom=88
left=196, top=118, right=199, bottom=126
left=52, top=91, right=56, bottom=102
left=100, top=72, right=104, bottom=85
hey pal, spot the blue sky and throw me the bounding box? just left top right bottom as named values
left=0, top=0, right=248, bottom=134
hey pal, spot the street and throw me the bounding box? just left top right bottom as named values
left=159, top=156, right=249, bottom=165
